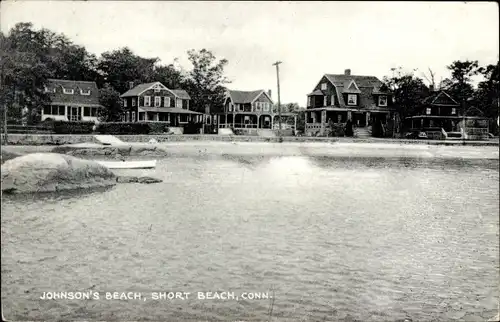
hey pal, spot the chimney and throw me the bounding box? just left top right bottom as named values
left=268, top=89, right=272, bottom=99
left=344, top=69, right=351, bottom=76
left=429, top=84, right=435, bottom=92
left=128, top=81, right=134, bottom=90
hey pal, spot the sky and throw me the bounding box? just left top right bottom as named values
left=1, top=1, right=499, bottom=105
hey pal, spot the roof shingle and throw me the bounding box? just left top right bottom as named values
left=46, top=79, right=101, bottom=106
left=228, top=90, right=271, bottom=104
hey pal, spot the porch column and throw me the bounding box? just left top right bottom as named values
left=320, top=110, right=326, bottom=135
left=177, top=114, right=180, bottom=124
left=294, top=115, right=297, bottom=131
left=80, top=106, right=84, bottom=120
left=366, top=112, right=371, bottom=126
left=145, top=112, right=148, bottom=121
left=232, top=112, right=235, bottom=128
left=257, top=115, right=260, bottom=129
left=65, top=106, right=68, bottom=121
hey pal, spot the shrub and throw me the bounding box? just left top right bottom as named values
left=147, top=122, right=170, bottom=134
left=328, top=123, right=345, bottom=137
left=53, top=121, right=95, bottom=134
left=183, top=122, right=203, bottom=134
left=96, top=122, right=150, bottom=134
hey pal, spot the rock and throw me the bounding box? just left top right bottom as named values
left=116, top=176, right=162, bottom=184
left=1, top=150, right=23, bottom=164
left=1, top=153, right=117, bottom=193
left=137, top=176, right=162, bottom=184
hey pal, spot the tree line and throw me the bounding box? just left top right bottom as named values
left=382, top=61, right=499, bottom=132
left=0, top=22, right=230, bottom=124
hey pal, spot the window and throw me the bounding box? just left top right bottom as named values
left=451, top=108, right=456, bottom=115
left=123, top=99, right=127, bottom=108
left=43, top=106, right=51, bottom=114
left=228, top=103, right=233, bottom=112
left=139, top=112, right=145, bottom=121
left=63, top=88, right=74, bottom=94
left=426, top=108, right=432, bottom=115
left=347, top=94, right=357, bottom=106
left=58, top=106, right=65, bottom=115
left=83, top=107, right=91, bottom=117
left=164, top=97, right=170, bottom=107
left=321, top=83, right=327, bottom=90
left=323, top=96, right=327, bottom=106
left=91, top=107, right=98, bottom=117
left=131, top=111, right=136, bottom=121
left=80, top=89, right=91, bottom=95
left=263, top=103, right=269, bottom=112
left=154, top=96, right=161, bottom=107
left=378, top=95, right=388, bottom=107
left=308, top=96, right=312, bottom=107
left=331, top=95, right=335, bottom=106
left=144, top=96, right=151, bottom=107
left=154, top=88, right=161, bottom=93
left=132, top=98, right=136, bottom=107
left=176, top=98, right=182, bottom=108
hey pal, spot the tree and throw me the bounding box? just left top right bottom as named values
left=183, top=49, right=230, bottom=114
left=0, top=25, right=52, bottom=125
left=383, top=68, right=429, bottom=132
left=98, top=84, right=123, bottom=122
left=446, top=60, right=480, bottom=114
left=97, top=47, right=159, bottom=94
left=475, top=61, right=499, bottom=134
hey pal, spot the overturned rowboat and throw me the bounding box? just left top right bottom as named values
left=95, top=160, right=157, bottom=169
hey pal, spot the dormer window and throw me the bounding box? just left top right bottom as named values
left=451, top=108, right=456, bottom=115
left=426, top=108, right=432, bottom=115
left=154, top=88, right=161, bottom=93
left=321, top=83, right=327, bottom=90
left=378, top=95, right=388, bottom=107
left=80, top=89, right=91, bottom=95
left=63, top=88, right=74, bottom=94
left=347, top=94, right=357, bottom=106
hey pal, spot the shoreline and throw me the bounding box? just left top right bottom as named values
left=1, top=133, right=499, bottom=147
left=2, top=141, right=499, bottom=161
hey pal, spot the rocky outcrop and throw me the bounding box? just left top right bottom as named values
left=1, top=153, right=117, bottom=193
left=1, top=153, right=163, bottom=194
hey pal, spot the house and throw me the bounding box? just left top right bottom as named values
left=120, top=81, right=203, bottom=126
left=405, top=89, right=490, bottom=139
left=217, top=89, right=297, bottom=132
left=41, top=79, right=102, bottom=122
left=305, top=69, right=395, bottom=136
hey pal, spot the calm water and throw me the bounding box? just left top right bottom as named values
left=2, top=155, right=499, bottom=321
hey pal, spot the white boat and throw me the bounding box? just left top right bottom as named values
left=96, top=160, right=157, bottom=169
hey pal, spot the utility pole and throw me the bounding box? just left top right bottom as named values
left=272, top=61, right=282, bottom=141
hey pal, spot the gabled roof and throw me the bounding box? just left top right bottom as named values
left=46, top=79, right=101, bottom=106
left=422, top=90, right=460, bottom=106
left=227, top=90, right=273, bottom=104
left=171, top=89, right=191, bottom=100
left=120, top=82, right=158, bottom=97
left=321, top=73, right=386, bottom=108
left=120, top=82, right=190, bottom=99
left=343, top=80, right=361, bottom=94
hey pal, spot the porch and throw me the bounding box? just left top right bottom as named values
left=41, top=104, right=101, bottom=122
left=128, top=107, right=204, bottom=126
left=217, top=113, right=297, bottom=130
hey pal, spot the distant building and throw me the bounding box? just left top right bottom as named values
left=218, top=89, right=297, bottom=131
left=120, top=81, right=202, bottom=126
left=305, top=69, right=396, bottom=136
left=405, top=89, right=490, bottom=139
left=41, top=79, right=102, bottom=122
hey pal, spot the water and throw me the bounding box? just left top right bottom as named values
left=2, top=154, right=499, bottom=321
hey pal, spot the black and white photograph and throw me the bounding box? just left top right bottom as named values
left=1, top=1, right=499, bottom=321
